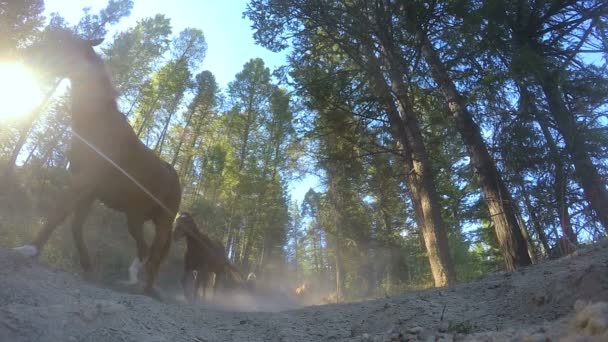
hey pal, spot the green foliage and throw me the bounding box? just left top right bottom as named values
left=103, top=14, right=172, bottom=103
left=0, top=0, right=44, bottom=54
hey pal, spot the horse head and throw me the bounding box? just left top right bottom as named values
left=172, top=212, right=198, bottom=241
left=21, top=28, right=104, bottom=80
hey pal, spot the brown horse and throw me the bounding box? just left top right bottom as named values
left=14, top=30, right=181, bottom=298
left=173, top=212, right=244, bottom=303
left=294, top=281, right=311, bottom=297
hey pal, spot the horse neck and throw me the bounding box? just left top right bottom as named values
left=69, top=63, right=121, bottom=125
left=185, top=228, right=205, bottom=249
left=184, top=233, right=200, bottom=252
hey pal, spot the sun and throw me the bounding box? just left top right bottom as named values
left=0, top=63, right=43, bottom=121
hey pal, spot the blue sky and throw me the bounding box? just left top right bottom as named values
left=44, top=0, right=286, bottom=87
left=43, top=0, right=319, bottom=203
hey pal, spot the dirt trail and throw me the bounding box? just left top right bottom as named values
left=1, top=242, right=608, bottom=341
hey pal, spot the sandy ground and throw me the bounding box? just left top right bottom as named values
left=2, top=242, right=608, bottom=341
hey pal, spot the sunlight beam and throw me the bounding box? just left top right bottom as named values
left=0, top=63, right=43, bottom=121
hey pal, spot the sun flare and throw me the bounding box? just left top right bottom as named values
left=0, top=63, right=43, bottom=121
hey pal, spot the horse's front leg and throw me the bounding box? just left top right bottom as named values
left=196, top=270, right=205, bottom=303
left=211, top=271, right=221, bottom=297
left=142, top=213, right=173, bottom=298
left=14, top=178, right=94, bottom=257
left=182, top=271, right=197, bottom=304
left=126, top=214, right=147, bottom=284
left=71, top=197, right=95, bottom=280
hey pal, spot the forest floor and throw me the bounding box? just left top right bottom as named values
left=2, top=242, right=608, bottom=341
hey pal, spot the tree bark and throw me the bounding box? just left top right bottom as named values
left=537, top=70, right=608, bottom=230
left=349, top=38, right=455, bottom=285
left=530, top=94, right=577, bottom=243
left=518, top=180, right=551, bottom=255
left=416, top=28, right=531, bottom=270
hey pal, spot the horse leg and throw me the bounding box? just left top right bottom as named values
left=182, top=271, right=196, bottom=304
left=209, top=272, right=217, bottom=299
left=196, top=270, right=205, bottom=303
left=71, top=197, right=95, bottom=279
left=126, top=215, right=147, bottom=284
left=142, top=214, right=173, bottom=297
left=213, top=271, right=221, bottom=296
left=14, top=181, right=93, bottom=257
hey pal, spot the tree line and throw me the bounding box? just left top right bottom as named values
left=0, top=0, right=607, bottom=300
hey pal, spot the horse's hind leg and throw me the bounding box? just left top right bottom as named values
left=126, top=214, right=147, bottom=284
left=71, top=197, right=94, bottom=276
left=142, top=214, right=173, bottom=297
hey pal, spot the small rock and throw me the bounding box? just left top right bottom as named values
left=389, top=330, right=405, bottom=341
left=438, top=322, right=449, bottom=333
left=531, top=295, right=549, bottom=306
left=408, top=327, right=424, bottom=334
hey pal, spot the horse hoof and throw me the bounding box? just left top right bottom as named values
left=144, top=287, right=163, bottom=301
left=13, top=245, right=38, bottom=258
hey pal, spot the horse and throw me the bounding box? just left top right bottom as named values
left=293, top=280, right=313, bottom=302
left=294, top=281, right=310, bottom=296
left=173, top=212, right=244, bottom=303
left=13, top=29, right=182, bottom=298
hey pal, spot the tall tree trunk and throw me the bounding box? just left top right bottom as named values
left=136, top=113, right=151, bottom=138
left=171, top=107, right=197, bottom=166
left=241, top=227, right=255, bottom=273
left=359, top=46, right=455, bottom=286
left=155, top=120, right=170, bottom=154
left=313, top=226, right=322, bottom=274
left=517, top=180, right=551, bottom=255
left=536, top=70, right=608, bottom=230
left=155, top=108, right=177, bottom=155
left=294, top=227, right=299, bottom=278
left=416, top=28, right=531, bottom=270
left=23, top=142, right=39, bottom=166
left=334, top=231, right=343, bottom=303
left=259, top=232, right=274, bottom=272
left=530, top=95, right=577, bottom=244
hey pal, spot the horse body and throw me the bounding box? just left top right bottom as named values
left=68, top=68, right=179, bottom=215
left=174, top=213, right=244, bottom=303
left=15, top=30, right=181, bottom=297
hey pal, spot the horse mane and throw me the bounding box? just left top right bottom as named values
left=83, top=54, right=120, bottom=102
